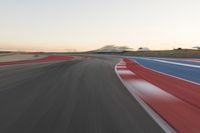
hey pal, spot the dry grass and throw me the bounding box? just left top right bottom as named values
left=122, top=50, right=200, bottom=58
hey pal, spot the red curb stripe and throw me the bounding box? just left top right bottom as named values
left=0, top=55, right=74, bottom=66
left=125, top=59, right=200, bottom=109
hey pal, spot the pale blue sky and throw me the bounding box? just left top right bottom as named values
left=0, top=0, right=200, bottom=51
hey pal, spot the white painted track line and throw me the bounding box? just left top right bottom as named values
left=153, top=59, right=200, bottom=68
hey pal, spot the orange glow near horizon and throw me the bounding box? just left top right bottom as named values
left=0, top=42, right=197, bottom=52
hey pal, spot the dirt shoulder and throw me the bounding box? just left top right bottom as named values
left=0, top=53, right=46, bottom=62
left=120, top=50, right=200, bottom=58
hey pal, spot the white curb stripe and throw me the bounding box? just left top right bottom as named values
left=123, top=80, right=176, bottom=133
left=116, top=65, right=127, bottom=69
left=117, top=70, right=135, bottom=75
left=118, top=62, right=126, bottom=65
left=118, top=63, right=126, bottom=65
left=127, top=80, right=177, bottom=101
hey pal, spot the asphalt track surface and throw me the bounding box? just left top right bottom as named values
left=0, top=56, right=164, bottom=133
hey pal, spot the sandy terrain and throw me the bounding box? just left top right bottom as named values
left=0, top=54, right=46, bottom=62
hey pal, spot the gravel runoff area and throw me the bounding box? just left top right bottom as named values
left=0, top=54, right=46, bottom=62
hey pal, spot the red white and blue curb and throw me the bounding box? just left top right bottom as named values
left=115, top=58, right=200, bottom=133
left=115, top=59, right=176, bottom=133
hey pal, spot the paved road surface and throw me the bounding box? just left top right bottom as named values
left=0, top=56, right=164, bottom=133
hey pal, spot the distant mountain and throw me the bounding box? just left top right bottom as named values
left=193, top=46, right=200, bottom=50
left=92, top=45, right=132, bottom=53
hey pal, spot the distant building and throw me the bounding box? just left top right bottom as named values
left=137, top=47, right=150, bottom=51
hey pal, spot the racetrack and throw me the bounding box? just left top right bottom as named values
left=117, top=57, right=200, bottom=133
left=0, top=56, right=164, bottom=133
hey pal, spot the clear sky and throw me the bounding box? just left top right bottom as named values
left=0, top=0, right=200, bottom=52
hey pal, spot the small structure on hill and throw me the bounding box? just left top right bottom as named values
left=174, top=47, right=183, bottom=50
left=95, top=45, right=132, bottom=53
left=137, top=47, right=150, bottom=51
